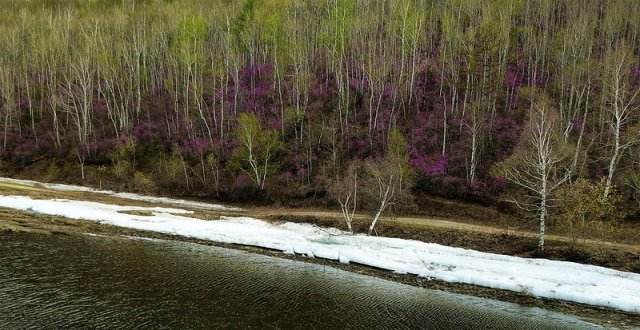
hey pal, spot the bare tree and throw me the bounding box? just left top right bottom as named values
left=328, top=160, right=361, bottom=233
left=62, top=50, right=95, bottom=179
left=494, top=93, right=571, bottom=250
left=0, top=61, right=16, bottom=150
left=363, top=129, right=414, bottom=235
left=601, top=45, right=640, bottom=198
left=629, top=161, right=640, bottom=210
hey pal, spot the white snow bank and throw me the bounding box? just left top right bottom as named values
left=0, top=177, right=240, bottom=211
left=1, top=194, right=639, bottom=314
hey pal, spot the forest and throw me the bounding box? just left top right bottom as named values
left=1, top=0, right=639, bottom=249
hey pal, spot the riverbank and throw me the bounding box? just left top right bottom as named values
left=2, top=230, right=607, bottom=329
left=1, top=178, right=640, bottom=328
left=3, top=176, right=639, bottom=273
left=1, top=209, right=639, bottom=329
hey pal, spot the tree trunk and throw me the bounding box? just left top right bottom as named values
left=604, top=120, right=620, bottom=198
left=368, top=205, right=384, bottom=235
left=368, top=185, right=391, bottom=235
left=539, top=183, right=547, bottom=250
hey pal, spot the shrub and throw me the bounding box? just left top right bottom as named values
left=60, top=160, right=73, bottom=178
left=132, top=171, right=156, bottom=194
left=555, top=179, right=623, bottom=250
left=45, top=160, right=59, bottom=180
left=0, top=160, right=7, bottom=175
left=108, top=138, right=137, bottom=181
left=111, top=160, right=133, bottom=180
left=153, top=152, right=189, bottom=193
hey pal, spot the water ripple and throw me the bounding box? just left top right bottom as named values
left=0, top=232, right=600, bottom=329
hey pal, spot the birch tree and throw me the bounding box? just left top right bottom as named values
left=494, top=93, right=571, bottom=250
left=364, top=129, right=413, bottom=235
left=601, top=45, right=640, bottom=198
left=328, top=160, right=362, bottom=233
left=62, top=50, right=95, bottom=179
left=0, top=60, right=16, bottom=150
left=232, top=113, right=281, bottom=190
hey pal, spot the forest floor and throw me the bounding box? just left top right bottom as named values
left=1, top=177, right=640, bottom=328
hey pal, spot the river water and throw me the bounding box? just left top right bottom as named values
left=0, top=232, right=601, bottom=329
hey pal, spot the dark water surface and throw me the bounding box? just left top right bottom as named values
left=0, top=232, right=600, bottom=329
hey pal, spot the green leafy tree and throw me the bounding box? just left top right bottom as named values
left=232, top=113, right=282, bottom=190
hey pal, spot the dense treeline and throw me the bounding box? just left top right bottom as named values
left=1, top=0, right=639, bottom=245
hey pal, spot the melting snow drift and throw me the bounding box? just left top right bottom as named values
left=0, top=177, right=240, bottom=211
left=1, top=194, right=639, bottom=314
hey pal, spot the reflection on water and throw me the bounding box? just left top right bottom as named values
left=0, top=232, right=599, bottom=329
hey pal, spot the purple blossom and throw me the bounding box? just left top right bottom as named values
left=179, top=137, right=209, bottom=157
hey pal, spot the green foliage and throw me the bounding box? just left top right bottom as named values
left=326, top=0, right=355, bottom=54
left=60, top=161, right=73, bottom=178
left=154, top=151, right=187, bottom=191
left=232, top=0, right=256, bottom=46
left=109, top=139, right=137, bottom=164
left=172, top=13, right=208, bottom=65
left=16, top=0, right=145, bottom=10
left=231, top=113, right=282, bottom=189
left=204, top=153, right=221, bottom=194
left=387, top=128, right=413, bottom=182
left=359, top=130, right=415, bottom=233
left=45, top=160, right=59, bottom=180
left=603, top=42, right=636, bottom=86
left=262, top=12, right=285, bottom=49
left=132, top=171, right=156, bottom=194
left=626, top=169, right=640, bottom=212
left=108, top=139, right=137, bottom=180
